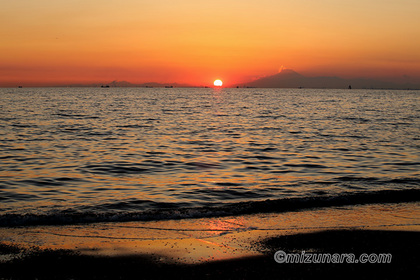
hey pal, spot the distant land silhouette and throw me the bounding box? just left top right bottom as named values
left=236, top=69, right=420, bottom=89
left=59, top=70, right=419, bottom=89
left=64, top=80, right=193, bottom=88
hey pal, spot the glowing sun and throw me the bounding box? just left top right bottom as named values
left=214, top=79, right=223, bottom=87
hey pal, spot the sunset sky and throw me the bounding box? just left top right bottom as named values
left=1, top=0, right=420, bottom=87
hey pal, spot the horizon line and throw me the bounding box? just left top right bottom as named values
left=2, top=69, right=419, bottom=89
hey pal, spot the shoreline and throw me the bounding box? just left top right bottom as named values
left=2, top=188, right=419, bottom=228
left=1, top=202, right=419, bottom=279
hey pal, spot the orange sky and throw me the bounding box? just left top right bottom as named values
left=1, top=0, right=420, bottom=87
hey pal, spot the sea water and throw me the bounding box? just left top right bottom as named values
left=0, top=88, right=419, bottom=226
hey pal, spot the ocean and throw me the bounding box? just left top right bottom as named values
left=0, top=87, right=419, bottom=227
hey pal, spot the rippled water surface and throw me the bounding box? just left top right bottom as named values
left=0, top=88, right=419, bottom=224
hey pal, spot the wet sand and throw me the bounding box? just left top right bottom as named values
left=1, top=229, right=419, bottom=280
left=1, top=202, right=419, bottom=279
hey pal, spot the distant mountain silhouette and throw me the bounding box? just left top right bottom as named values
left=238, top=69, right=419, bottom=89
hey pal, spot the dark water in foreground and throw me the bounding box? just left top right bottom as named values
left=0, top=88, right=419, bottom=226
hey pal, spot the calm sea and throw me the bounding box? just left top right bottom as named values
left=0, top=88, right=419, bottom=226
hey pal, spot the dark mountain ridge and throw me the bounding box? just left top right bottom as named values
left=238, top=69, right=419, bottom=89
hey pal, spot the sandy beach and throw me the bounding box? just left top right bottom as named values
left=1, top=229, right=419, bottom=280
left=1, top=202, right=419, bottom=279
